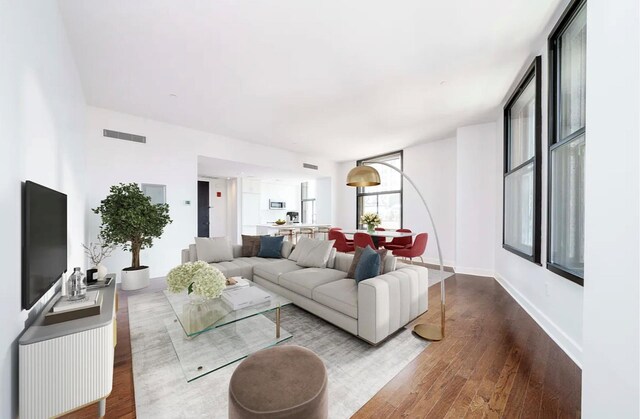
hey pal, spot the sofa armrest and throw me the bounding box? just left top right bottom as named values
left=357, top=266, right=428, bottom=344
left=181, top=248, right=190, bottom=264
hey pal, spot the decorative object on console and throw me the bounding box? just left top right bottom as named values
left=257, top=235, right=285, bottom=258
left=82, top=235, right=115, bottom=281
left=360, top=212, right=381, bottom=233
left=93, top=183, right=172, bottom=291
left=66, top=267, right=87, bottom=301
left=166, top=261, right=227, bottom=300
left=347, top=163, right=447, bottom=341
left=354, top=246, right=381, bottom=282
left=195, top=237, right=234, bottom=262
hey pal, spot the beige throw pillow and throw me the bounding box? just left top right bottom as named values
left=194, top=237, right=234, bottom=263
left=291, top=237, right=335, bottom=268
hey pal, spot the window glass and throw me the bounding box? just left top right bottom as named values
left=559, top=5, right=587, bottom=138
left=504, top=162, right=534, bottom=254
left=356, top=152, right=402, bottom=229
left=550, top=135, right=585, bottom=278
left=509, top=80, right=536, bottom=169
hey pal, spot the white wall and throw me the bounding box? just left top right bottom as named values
left=315, top=177, right=333, bottom=224
left=456, top=124, right=497, bottom=276
left=493, top=0, right=584, bottom=367
left=582, top=0, right=640, bottom=416
left=403, top=138, right=457, bottom=266
left=0, top=2, right=86, bottom=417
left=86, top=106, right=337, bottom=279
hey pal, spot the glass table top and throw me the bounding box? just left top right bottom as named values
left=163, top=282, right=292, bottom=337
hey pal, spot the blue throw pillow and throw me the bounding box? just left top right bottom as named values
left=354, top=245, right=381, bottom=282
left=257, top=235, right=284, bottom=258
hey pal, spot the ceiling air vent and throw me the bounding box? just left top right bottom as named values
left=103, top=129, right=146, bottom=144
left=303, top=163, right=318, bottom=170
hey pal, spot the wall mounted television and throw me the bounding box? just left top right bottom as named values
left=22, top=181, right=67, bottom=310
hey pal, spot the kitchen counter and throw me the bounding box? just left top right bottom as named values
left=256, top=223, right=331, bottom=235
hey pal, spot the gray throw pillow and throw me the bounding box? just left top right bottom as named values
left=194, top=237, right=234, bottom=263
left=241, top=235, right=263, bottom=257
left=347, top=246, right=387, bottom=279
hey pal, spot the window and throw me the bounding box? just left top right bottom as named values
left=548, top=0, right=586, bottom=285
left=356, top=151, right=403, bottom=229
left=503, top=57, right=542, bottom=263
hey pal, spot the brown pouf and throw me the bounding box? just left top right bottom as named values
left=229, top=345, right=328, bottom=419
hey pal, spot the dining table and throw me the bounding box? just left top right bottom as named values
left=340, top=229, right=415, bottom=248
left=340, top=229, right=415, bottom=238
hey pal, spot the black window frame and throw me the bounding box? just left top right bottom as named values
left=355, top=150, right=403, bottom=229
left=547, top=0, right=587, bottom=286
left=502, top=56, right=542, bottom=264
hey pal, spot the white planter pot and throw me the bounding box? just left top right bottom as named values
left=121, top=267, right=150, bottom=291
left=96, top=264, right=108, bottom=281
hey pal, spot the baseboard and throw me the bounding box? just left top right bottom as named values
left=422, top=257, right=457, bottom=269
left=454, top=266, right=494, bottom=277
left=494, top=273, right=583, bottom=368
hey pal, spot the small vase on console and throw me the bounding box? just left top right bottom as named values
left=95, top=263, right=108, bottom=281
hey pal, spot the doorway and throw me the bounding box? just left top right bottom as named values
left=197, top=180, right=210, bottom=237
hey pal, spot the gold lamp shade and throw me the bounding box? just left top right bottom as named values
left=346, top=165, right=381, bottom=187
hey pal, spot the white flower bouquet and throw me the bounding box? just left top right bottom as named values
left=360, top=212, right=382, bottom=230
left=166, top=261, right=226, bottom=299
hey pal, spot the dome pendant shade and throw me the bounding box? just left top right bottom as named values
left=346, top=165, right=381, bottom=187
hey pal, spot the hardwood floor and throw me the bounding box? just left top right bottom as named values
left=65, top=273, right=581, bottom=418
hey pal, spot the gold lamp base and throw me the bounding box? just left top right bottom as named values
left=413, top=323, right=444, bottom=341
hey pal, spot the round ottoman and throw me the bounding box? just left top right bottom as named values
left=229, top=345, right=328, bottom=419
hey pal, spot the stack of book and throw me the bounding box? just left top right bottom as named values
left=44, top=291, right=103, bottom=325
left=222, top=286, right=271, bottom=310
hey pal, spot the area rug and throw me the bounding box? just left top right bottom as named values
left=128, top=291, right=429, bottom=418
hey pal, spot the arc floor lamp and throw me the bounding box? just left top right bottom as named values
left=346, top=162, right=446, bottom=341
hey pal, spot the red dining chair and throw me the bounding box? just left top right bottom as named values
left=392, top=233, right=428, bottom=264
left=354, top=232, right=377, bottom=249
left=383, top=228, right=413, bottom=250
left=374, top=227, right=387, bottom=247
left=329, top=229, right=355, bottom=253
left=330, top=227, right=354, bottom=244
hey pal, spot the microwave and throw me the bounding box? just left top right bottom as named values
left=269, top=200, right=286, bottom=210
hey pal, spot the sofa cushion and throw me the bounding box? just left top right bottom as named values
left=258, top=236, right=284, bottom=258
left=289, top=238, right=335, bottom=268
left=354, top=246, right=381, bottom=282
left=347, top=246, right=387, bottom=278
left=279, top=268, right=347, bottom=299
left=312, top=278, right=358, bottom=319
left=241, top=235, right=264, bottom=257
left=195, top=237, right=234, bottom=263
left=253, top=259, right=303, bottom=284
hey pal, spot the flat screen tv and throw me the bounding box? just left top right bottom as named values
left=22, top=181, right=67, bottom=310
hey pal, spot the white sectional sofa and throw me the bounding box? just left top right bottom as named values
left=181, top=243, right=429, bottom=344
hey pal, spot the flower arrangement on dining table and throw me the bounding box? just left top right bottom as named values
left=360, top=212, right=382, bottom=233
left=166, top=261, right=226, bottom=299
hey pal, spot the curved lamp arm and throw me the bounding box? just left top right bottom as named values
left=362, top=160, right=446, bottom=339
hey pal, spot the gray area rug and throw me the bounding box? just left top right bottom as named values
left=129, top=292, right=429, bottom=418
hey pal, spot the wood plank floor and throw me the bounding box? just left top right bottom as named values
left=65, top=273, right=581, bottom=419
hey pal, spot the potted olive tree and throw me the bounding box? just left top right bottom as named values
left=93, top=183, right=172, bottom=290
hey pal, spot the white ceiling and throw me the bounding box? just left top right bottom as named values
left=58, top=0, right=560, bottom=161
left=198, top=156, right=319, bottom=184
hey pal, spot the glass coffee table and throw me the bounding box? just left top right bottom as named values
left=163, top=283, right=293, bottom=382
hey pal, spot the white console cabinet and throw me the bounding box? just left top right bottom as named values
left=19, top=275, right=117, bottom=418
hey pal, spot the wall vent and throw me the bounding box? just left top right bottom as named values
left=103, top=129, right=146, bottom=144
left=303, top=163, right=318, bottom=170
